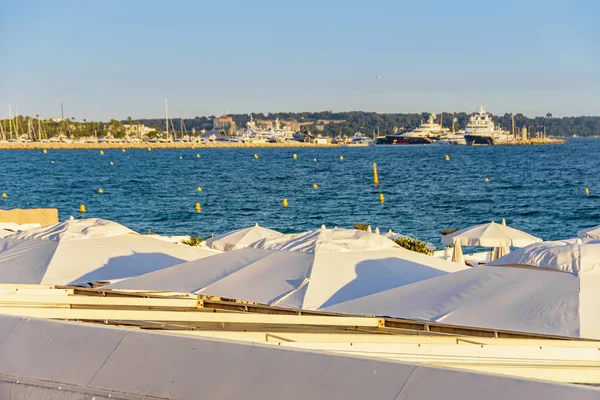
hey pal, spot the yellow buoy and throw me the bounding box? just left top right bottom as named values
left=197, top=187, right=202, bottom=192
left=293, top=154, right=297, bottom=160
left=282, top=198, right=289, bottom=207
left=122, top=149, right=126, bottom=153
left=1, top=193, right=7, bottom=198
left=148, top=147, right=151, bottom=151
left=254, top=154, right=259, bottom=159
left=98, top=188, right=104, bottom=194
left=79, top=204, right=87, bottom=213
left=109, top=161, right=114, bottom=166
left=485, top=177, right=489, bottom=183
left=445, top=154, right=450, bottom=161
left=195, top=202, right=201, bottom=212
left=340, top=156, right=344, bottom=161
left=100, top=150, right=104, bottom=155
left=373, top=163, right=379, bottom=186
left=179, top=156, right=183, bottom=160
left=196, top=154, right=200, bottom=158
left=585, top=188, right=590, bottom=195
left=313, top=184, right=318, bottom=189
left=51, top=160, right=55, bottom=164
left=314, top=158, right=317, bottom=162
left=43, top=149, right=47, bottom=154
left=379, top=193, right=385, bottom=203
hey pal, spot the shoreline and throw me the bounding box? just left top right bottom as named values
left=0, top=142, right=341, bottom=150
left=0, top=138, right=566, bottom=150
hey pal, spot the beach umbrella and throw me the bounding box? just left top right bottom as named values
left=451, top=239, right=465, bottom=265
left=205, top=223, right=282, bottom=251
left=442, top=221, right=542, bottom=248
left=442, top=221, right=541, bottom=261
left=0, top=218, right=217, bottom=285
left=108, top=228, right=467, bottom=310
left=578, top=225, right=600, bottom=239
left=326, top=238, right=600, bottom=339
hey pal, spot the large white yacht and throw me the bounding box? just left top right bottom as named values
left=397, top=113, right=449, bottom=144
left=237, top=115, right=295, bottom=143
left=464, top=106, right=512, bottom=146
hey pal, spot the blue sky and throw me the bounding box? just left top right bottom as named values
left=1, top=0, right=598, bottom=120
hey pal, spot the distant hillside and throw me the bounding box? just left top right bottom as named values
left=2, top=111, right=599, bottom=139
left=132, top=111, right=600, bottom=138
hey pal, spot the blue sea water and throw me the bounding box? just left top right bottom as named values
left=0, top=139, right=599, bottom=247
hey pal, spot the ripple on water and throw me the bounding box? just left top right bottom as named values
left=0, top=139, right=598, bottom=246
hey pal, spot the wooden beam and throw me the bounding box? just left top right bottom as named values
left=0, top=295, right=198, bottom=308
left=0, top=307, right=383, bottom=327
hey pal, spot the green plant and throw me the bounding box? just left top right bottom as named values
left=393, top=237, right=433, bottom=255
left=354, top=224, right=369, bottom=231
left=440, top=228, right=460, bottom=236
left=181, top=236, right=202, bottom=247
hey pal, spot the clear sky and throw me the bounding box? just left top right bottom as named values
left=1, top=0, right=598, bottom=120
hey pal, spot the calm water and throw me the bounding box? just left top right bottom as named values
left=0, top=139, right=599, bottom=247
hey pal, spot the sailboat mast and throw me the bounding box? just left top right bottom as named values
left=37, top=112, right=41, bottom=141
left=60, top=102, right=65, bottom=137
left=8, top=105, right=13, bottom=140
left=452, top=113, right=455, bottom=134
left=511, top=113, right=515, bottom=139
left=165, top=97, right=169, bottom=139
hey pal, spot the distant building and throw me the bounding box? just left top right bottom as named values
left=123, top=124, right=155, bottom=138
left=213, top=115, right=236, bottom=131
left=200, top=129, right=228, bottom=140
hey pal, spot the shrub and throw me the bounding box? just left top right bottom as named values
left=354, top=224, right=370, bottom=231
left=181, top=236, right=202, bottom=247
left=394, top=237, right=433, bottom=255
left=440, top=228, right=460, bottom=236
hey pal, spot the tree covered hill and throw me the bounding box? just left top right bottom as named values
left=135, top=111, right=600, bottom=138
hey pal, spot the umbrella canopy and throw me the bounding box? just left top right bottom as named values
left=326, top=238, right=600, bottom=339
left=578, top=225, right=600, bottom=239
left=451, top=240, right=465, bottom=265
left=205, top=223, right=282, bottom=251
left=0, top=218, right=216, bottom=285
left=108, top=228, right=467, bottom=310
left=441, top=221, right=542, bottom=248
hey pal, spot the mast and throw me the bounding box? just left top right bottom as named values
left=180, top=117, right=183, bottom=139
left=37, top=112, right=42, bottom=141
left=60, top=102, right=65, bottom=137
left=452, top=113, right=455, bottom=134
left=8, top=105, right=13, bottom=140
left=165, top=97, right=169, bottom=139
left=511, top=113, right=515, bottom=139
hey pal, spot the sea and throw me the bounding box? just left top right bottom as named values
left=0, top=138, right=598, bottom=248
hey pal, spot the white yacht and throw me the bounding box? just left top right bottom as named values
left=464, top=106, right=512, bottom=146
left=236, top=115, right=295, bottom=143
left=434, top=130, right=467, bottom=146
left=349, top=132, right=374, bottom=145
left=397, top=113, right=449, bottom=144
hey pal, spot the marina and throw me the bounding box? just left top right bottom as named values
left=2, top=0, right=599, bottom=398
